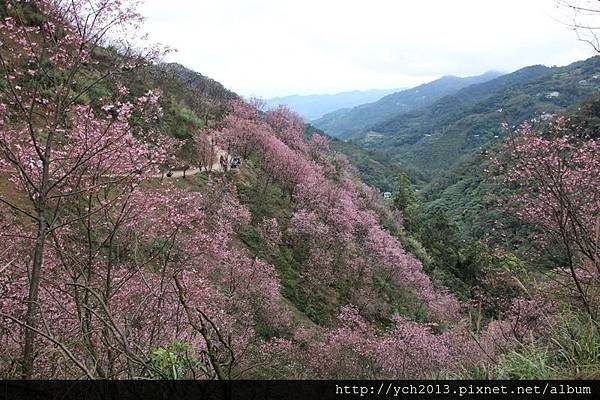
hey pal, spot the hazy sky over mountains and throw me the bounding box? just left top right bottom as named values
left=140, top=0, right=597, bottom=97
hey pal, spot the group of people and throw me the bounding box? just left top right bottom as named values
left=162, top=156, right=240, bottom=178
left=219, top=155, right=241, bottom=172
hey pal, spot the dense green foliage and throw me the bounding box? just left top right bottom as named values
left=328, top=138, right=409, bottom=191
left=418, top=93, right=600, bottom=257
left=362, top=56, right=600, bottom=181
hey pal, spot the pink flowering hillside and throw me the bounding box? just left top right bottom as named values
left=1, top=0, right=598, bottom=380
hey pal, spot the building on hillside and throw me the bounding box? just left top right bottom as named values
left=383, top=192, right=392, bottom=199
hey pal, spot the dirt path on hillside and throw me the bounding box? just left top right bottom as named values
left=151, top=147, right=229, bottom=178
left=1, top=144, right=231, bottom=181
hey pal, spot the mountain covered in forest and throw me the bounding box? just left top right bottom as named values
left=312, top=71, right=502, bottom=139
left=326, top=56, right=600, bottom=185
left=264, top=87, right=401, bottom=121
left=366, top=57, right=600, bottom=180
left=420, top=92, right=600, bottom=243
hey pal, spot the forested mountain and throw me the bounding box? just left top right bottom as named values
left=421, top=93, right=600, bottom=242
left=358, top=56, right=600, bottom=181
left=312, top=71, right=502, bottom=139
left=264, top=88, right=400, bottom=121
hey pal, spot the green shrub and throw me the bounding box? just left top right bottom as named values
left=496, top=345, right=558, bottom=379
left=551, top=313, right=600, bottom=378
left=149, top=340, right=201, bottom=379
left=456, top=311, right=600, bottom=379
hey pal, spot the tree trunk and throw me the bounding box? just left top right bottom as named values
left=21, top=214, right=47, bottom=379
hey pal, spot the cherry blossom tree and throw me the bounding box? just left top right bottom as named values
left=0, top=0, right=171, bottom=377
left=500, top=117, right=600, bottom=319
left=194, top=130, right=217, bottom=172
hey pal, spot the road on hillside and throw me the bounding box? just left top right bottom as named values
left=152, top=148, right=230, bottom=178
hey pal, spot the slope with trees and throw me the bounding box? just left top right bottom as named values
left=362, top=56, right=600, bottom=181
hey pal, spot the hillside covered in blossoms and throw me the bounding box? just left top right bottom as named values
left=0, top=0, right=598, bottom=380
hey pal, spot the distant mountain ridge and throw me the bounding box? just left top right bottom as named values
left=264, top=88, right=401, bottom=121
left=361, top=56, right=600, bottom=182
left=313, top=71, right=502, bottom=139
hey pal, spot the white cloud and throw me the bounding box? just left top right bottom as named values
left=139, top=0, right=597, bottom=97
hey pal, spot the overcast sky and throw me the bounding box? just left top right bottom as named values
left=139, top=0, right=597, bottom=98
